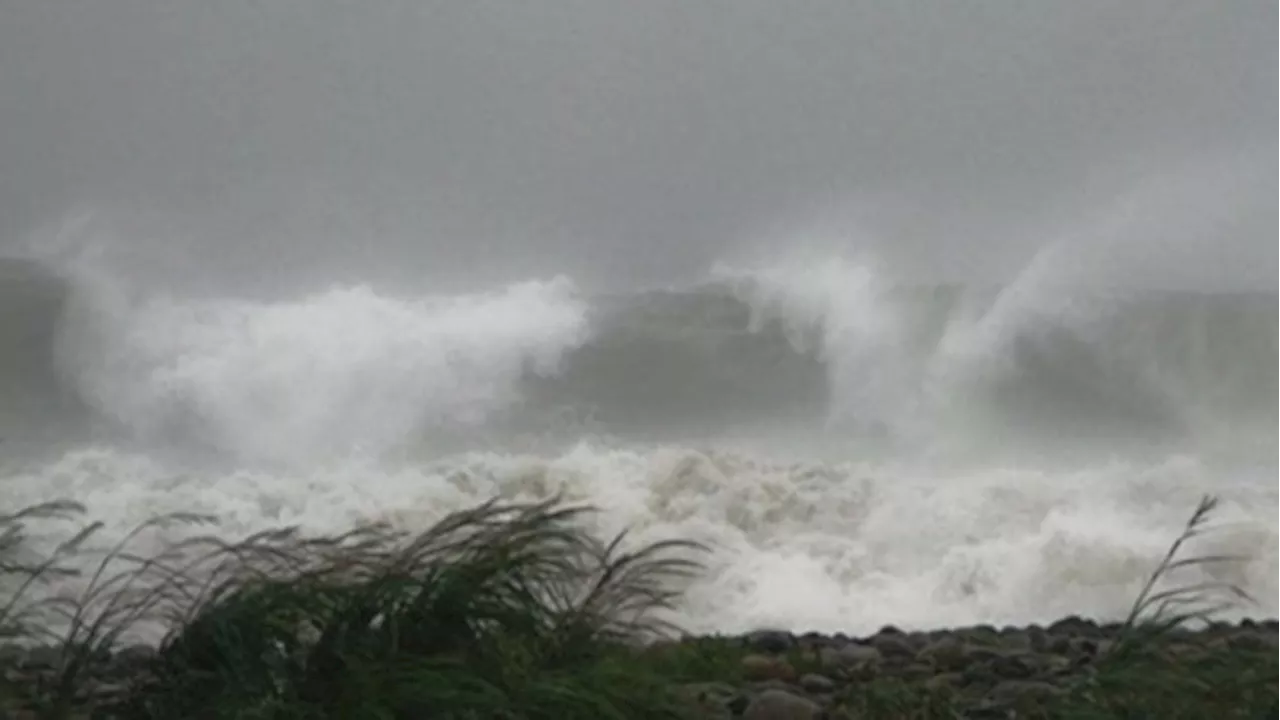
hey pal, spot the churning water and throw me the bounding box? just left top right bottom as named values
left=1, top=245, right=1275, bottom=636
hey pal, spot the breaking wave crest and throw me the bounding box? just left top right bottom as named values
left=0, top=252, right=1274, bottom=465
left=707, top=256, right=1277, bottom=458
left=44, top=260, right=588, bottom=465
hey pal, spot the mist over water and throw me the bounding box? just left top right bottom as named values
left=1, top=224, right=1275, bottom=637
left=0, top=1, right=1274, bottom=638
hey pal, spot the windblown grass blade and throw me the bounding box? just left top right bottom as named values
left=1114, top=494, right=1254, bottom=654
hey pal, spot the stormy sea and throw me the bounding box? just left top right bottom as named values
left=1, top=247, right=1275, bottom=637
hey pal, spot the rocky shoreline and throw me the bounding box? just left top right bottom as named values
left=664, top=616, right=1278, bottom=718
left=2, top=616, right=1275, bottom=718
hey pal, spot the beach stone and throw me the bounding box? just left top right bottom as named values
left=918, top=636, right=967, bottom=671
left=904, top=631, right=933, bottom=648
left=1208, top=620, right=1236, bottom=634
left=742, top=653, right=796, bottom=682
left=1046, top=635, right=1072, bottom=655
left=957, top=624, right=1001, bottom=647
left=819, top=642, right=881, bottom=669
left=793, top=634, right=835, bottom=664
left=1228, top=631, right=1272, bottom=651
left=750, top=679, right=798, bottom=692
left=1048, top=616, right=1099, bottom=638
left=674, top=682, right=738, bottom=720
left=722, top=693, right=750, bottom=716
left=924, top=671, right=964, bottom=692
left=866, top=633, right=915, bottom=660
left=961, top=662, right=1000, bottom=689
left=797, top=632, right=836, bottom=649
left=1067, top=637, right=1102, bottom=658
left=743, top=689, right=822, bottom=720
left=1099, top=622, right=1125, bottom=637
left=674, top=681, right=738, bottom=704
left=957, top=645, right=1003, bottom=663
left=1160, top=642, right=1207, bottom=663
left=1024, top=653, right=1072, bottom=677
left=997, top=630, right=1032, bottom=653
left=798, top=672, right=835, bottom=694
left=1026, top=625, right=1049, bottom=652
left=987, top=651, right=1037, bottom=680
left=746, top=629, right=796, bottom=654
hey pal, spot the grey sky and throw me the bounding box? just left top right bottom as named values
left=0, top=1, right=1274, bottom=293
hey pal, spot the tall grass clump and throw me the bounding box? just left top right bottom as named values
left=1112, top=494, right=1253, bottom=649
left=1, top=499, right=219, bottom=716
left=1058, top=494, right=1272, bottom=719
left=1, top=499, right=88, bottom=643
left=1, top=499, right=98, bottom=713
left=1, top=495, right=707, bottom=719
left=118, top=495, right=709, bottom=719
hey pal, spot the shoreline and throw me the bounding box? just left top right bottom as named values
left=2, top=616, right=1275, bottom=718
left=2, top=493, right=1274, bottom=717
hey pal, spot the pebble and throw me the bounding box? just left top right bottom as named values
left=798, top=673, right=835, bottom=694
left=866, top=633, right=916, bottom=659
left=742, top=689, right=822, bottom=720
left=746, top=629, right=795, bottom=655
left=819, top=642, right=881, bottom=669
left=741, top=653, right=796, bottom=682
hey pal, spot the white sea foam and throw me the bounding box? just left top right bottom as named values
left=3, top=443, right=1274, bottom=637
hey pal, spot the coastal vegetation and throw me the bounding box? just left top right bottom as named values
left=0, top=494, right=1274, bottom=719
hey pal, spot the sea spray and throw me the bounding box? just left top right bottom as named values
left=0, top=249, right=1274, bottom=637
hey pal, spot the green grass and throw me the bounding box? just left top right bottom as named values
left=0, top=492, right=1275, bottom=719
left=1, top=495, right=714, bottom=719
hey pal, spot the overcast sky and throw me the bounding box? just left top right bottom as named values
left=0, top=1, right=1274, bottom=293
